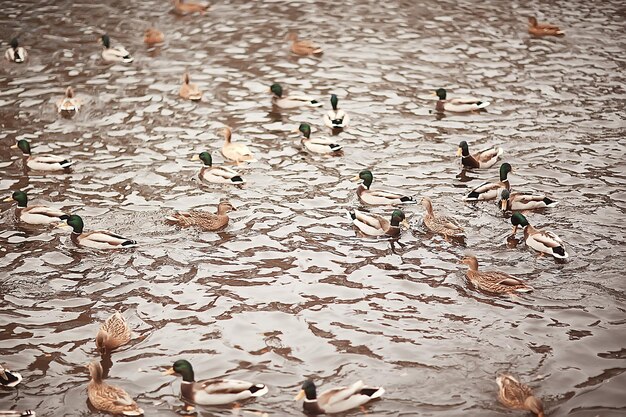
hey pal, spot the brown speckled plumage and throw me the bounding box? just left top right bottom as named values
left=166, top=201, right=236, bottom=231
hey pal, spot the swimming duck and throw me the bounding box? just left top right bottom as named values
left=4, top=38, right=27, bottom=63
left=528, top=16, right=564, bottom=36
left=286, top=32, right=323, bottom=56
left=323, top=94, right=350, bottom=129
left=5, top=191, right=69, bottom=225
left=460, top=256, right=533, bottom=295
left=100, top=34, right=133, bottom=63
left=422, top=197, right=465, bottom=239
left=496, top=373, right=544, bottom=417
left=296, top=123, right=342, bottom=154
left=295, top=379, right=384, bottom=414
left=62, top=215, right=137, bottom=249
left=193, top=151, right=244, bottom=185
left=172, top=0, right=209, bottom=14
left=0, top=364, right=22, bottom=387
left=57, top=86, right=80, bottom=113
left=179, top=72, right=202, bottom=101
left=433, top=88, right=490, bottom=113
left=96, top=312, right=131, bottom=355
left=221, top=127, right=256, bottom=163
left=348, top=209, right=407, bottom=238
left=11, top=139, right=74, bottom=171
left=144, top=27, right=164, bottom=44
left=87, top=361, right=144, bottom=416
left=464, top=163, right=512, bottom=202
left=166, top=201, right=236, bottom=231
left=270, top=83, right=322, bottom=109
left=511, top=213, right=568, bottom=259
left=352, top=170, right=416, bottom=205
left=457, top=141, right=503, bottom=169
left=498, top=189, right=558, bottom=212
left=163, top=359, right=268, bottom=405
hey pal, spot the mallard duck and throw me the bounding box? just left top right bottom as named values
left=4, top=190, right=69, bottom=225
left=11, top=139, right=74, bottom=171
left=295, top=379, right=384, bottom=414
left=497, top=374, right=544, bottom=417
left=221, top=127, right=256, bottom=163
left=460, top=256, right=533, bottom=294
left=193, top=151, right=244, bottom=185
left=96, top=312, right=131, bottom=355
left=464, top=163, right=512, bottom=201
left=286, top=32, right=323, bottom=56
left=433, top=88, right=490, bottom=113
left=166, top=201, right=236, bottom=231
left=498, top=189, right=558, bottom=212
left=457, top=141, right=503, bottom=169
left=528, top=16, right=564, bottom=36
left=87, top=361, right=144, bottom=416
left=348, top=209, right=407, bottom=238
left=100, top=34, right=133, bottom=63
left=511, top=213, right=568, bottom=259
left=0, top=364, right=22, bottom=387
left=4, top=38, right=27, bottom=63
left=296, top=123, right=342, bottom=154
left=0, top=411, right=35, bottom=416
left=163, top=359, right=268, bottom=405
left=270, top=83, right=322, bottom=109
left=352, top=170, right=416, bottom=205
left=179, top=72, right=202, bottom=101
left=172, top=0, right=209, bottom=14
left=56, top=86, right=80, bottom=113
left=143, top=27, right=164, bottom=44
left=62, top=215, right=137, bottom=249
left=323, top=94, right=350, bottom=129
left=422, top=197, right=465, bottom=239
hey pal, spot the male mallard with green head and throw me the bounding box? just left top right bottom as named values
left=5, top=191, right=69, bottom=225
left=62, top=215, right=137, bottom=249
left=433, top=88, right=490, bottom=113
left=4, top=38, right=27, bottom=63
left=193, top=151, right=244, bottom=185
left=296, top=123, right=342, bottom=154
left=348, top=209, right=408, bottom=238
left=353, top=170, right=416, bottom=205
left=497, top=189, right=558, bottom=212
left=270, top=83, right=322, bottom=109
left=323, top=94, right=350, bottom=129
left=11, top=139, right=74, bottom=171
left=457, top=140, right=503, bottom=169
left=510, top=213, right=568, bottom=259
left=295, top=379, right=384, bottom=414
left=464, top=163, right=512, bottom=201
left=100, top=34, right=133, bottom=63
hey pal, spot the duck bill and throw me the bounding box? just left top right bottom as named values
left=191, top=154, right=200, bottom=161
left=511, top=225, right=518, bottom=235
left=456, top=147, right=462, bottom=157
left=3, top=196, right=12, bottom=202
left=430, top=91, right=437, bottom=96
left=500, top=199, right=508, bottom=211
left=10, top=144, right=18, bottom=149
left=162, top=367, right=175, bottom=376
left=55, top=222, right=71, bottom=229
left=401, top=219, right=409, bottom=228
left=294, top=389, right=305, bottom=401
left=350, top=175, right=361, bottom=182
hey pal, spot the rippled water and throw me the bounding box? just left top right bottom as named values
left=1, top=0, right=625, bottom=416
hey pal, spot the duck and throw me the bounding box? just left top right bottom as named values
left=172, top=0, right=209, bottom=14
left=0, top=364, right=22, bottom=387
left=433, top=88, right=490, bottom=113
left=4, top=190, right=69, bottom=225
left=464, top=163, right=512, bottom=202
left=96, top=312, right=131, bottom=355
left=4, top=38, right=27, bottom=63
left=528, top=16, right=564, bottom=36
left=193, top=151, right=244, bottom=185
left=163, top=359, right=268, bottom=405
left=87, top=361, right=144, bottom=416
left=421, top=197, right=465, bottom=239
left=457, top=141, right=503, bottom=169
left=323, top=94, right=350, bottom=129
left=62, top=215, right=137, bottom=249
left=270, top=83, right=322, bottom=109
left=11, top=139, right=74, bottom=171
left=497, top=189, right=558, bottom=212
left=221, top=127, right=256, bottom=163
left=179, top=72, right=202, bottom=101
left=496, top=373, right=545, bottom=417
left=166, top=200, right=236, bottom=231
left=460, top=256, right=533, bottom=295
left=56, top=86, right=80, bottom=113
left=143, top=27, right=164, bottom=44
left=100, top=34, right=133, bottom=63
left=348, top=209, right=407, bottom=238
left=295, top=379, right=384, bottom=414
left=510, top=213, right=568, bottom=259
left=296, top=123, right=342, bottom=154
left=352, top=170, right=416, bottom=205
left=286, top=32, right=323, bottom=56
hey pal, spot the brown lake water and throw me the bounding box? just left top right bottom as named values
left=1, top=0, right=625, bottom=416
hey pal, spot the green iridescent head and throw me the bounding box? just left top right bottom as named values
left=511, top=212, right=528, bottom=227
left=435, top=88, right=447, bottom=100
left=298, top=123, right=311, bottom=138
left=66, top=214, right=85, bottom=234
left=270, top=83, right=283, bottom=97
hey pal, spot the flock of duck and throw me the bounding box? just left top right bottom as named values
left=1, top=2, right=569, bottom=416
